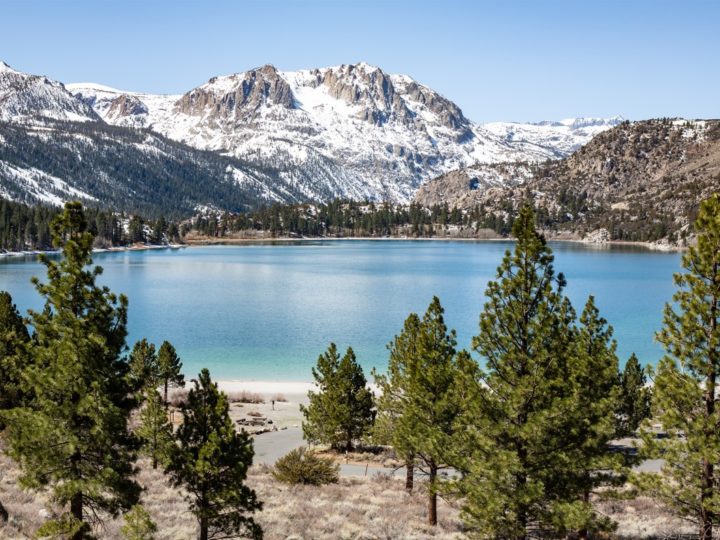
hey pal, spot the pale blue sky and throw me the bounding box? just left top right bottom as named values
left=1, top=0, right=718, bottom=122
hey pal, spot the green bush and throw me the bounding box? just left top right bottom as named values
left=272, top=447, right=340, bottom=486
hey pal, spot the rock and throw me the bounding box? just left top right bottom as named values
left=583, top=228, right=611, bottom=244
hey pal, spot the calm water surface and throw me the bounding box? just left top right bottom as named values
left=0, top=241, right=681, bottom=381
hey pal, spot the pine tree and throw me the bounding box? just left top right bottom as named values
left=0, top=291, right=29, bottom=522
left=373, top=313, right=421, bottom=494
left=636, top=195, right=720, bottom=540
left=456, top=205, right=614, bottom=538
left=157, top=340, right=184, bottom=407
left=128, top=338, right=160, bottom=392
left=618, top=353, right=651, bottom=435
left=562, top=296, right=624, bottom=538
left=1, top=202, right=140, bottom=539
left=300, top=343, right=374, bottom=452
left=0, top=290, right=29, bottom=414
left=137, top=390, right=174, bottom=469
left=166, top=369, right=262, bottom=540
left=121, top=505, right=157, bottom=540
left=375, top=297, right=478, bottom=526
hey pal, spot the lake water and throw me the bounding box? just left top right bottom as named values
left=0, top=241, right=682, bottom=381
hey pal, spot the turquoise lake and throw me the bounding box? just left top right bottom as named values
left=0, top=241, right=682, bottom=381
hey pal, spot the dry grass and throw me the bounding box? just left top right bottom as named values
left=271, top=393, right=288, bottom=403
left=0, top=448, right=697, bottom=539
left=0, top=451, right=464, bottom=539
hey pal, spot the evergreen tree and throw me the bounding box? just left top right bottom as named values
left=455, top=205, right=614, bottom=539
left=157, top=340, right=185, bottom=407
left=373, top=313, right=422, bottom=494
left=128, top=216, right=145, bottom=244
left=166, top=369, right=262, bottom=540
left=1, top=202, right=140, bottom=539
left=137, top=390, right=174, bottom=469
left=121, top=505, right=157, bottom=540
left=561, top=296, right=624, bottom=539
left=618, top=353, right=651, bottom=435
left=375, top=297, right=478, bottom=526
left=636, top=195, right=720, bottom=540
left=129, top=338, right=160, bottom=392
left=0, top=291, right=27, bottom=523
left=0, top=291, right=29, bottom=414
left=300, top=343, right=374, bottom=452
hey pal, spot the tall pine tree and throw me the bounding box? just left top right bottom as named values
left=136, top=389, right=174, bottom=469
left=301, top=344, right=374, bottom=452
left=455, top=205, right=619, bottom=539
left=0, top=291, right=29, bottom=415
left=618, top=353, right=651, bottom=436
left=373, top=313, right=422, bottom=494
left=2, top=202, right=140, bottom=539
left=375, top=297, right=478, bottom=525
left=636, top=195, right=720, bottom=540
left=167, top=369, right=262, bottom=540
left=157, top=340, right=184, bottom=407
left=128, top=338, right=160, bottom=392
left=561, top=296, right=623, bottom=539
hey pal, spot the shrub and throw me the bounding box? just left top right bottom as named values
left=272, top=393, right=288, bottom=403
left=272, top=447, right=340, bottom=486
left=226, top=390, right=265, bottom=404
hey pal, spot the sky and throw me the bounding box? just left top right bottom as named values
left=1, top=0, right=718, bottom=123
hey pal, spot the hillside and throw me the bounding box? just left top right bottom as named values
left=0, top=119, right=303, bottom=217
left=415, top=119, right=720, bottom=245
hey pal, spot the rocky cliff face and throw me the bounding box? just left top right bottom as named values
left=413, top=162, right=536, bottom=210
left=174, top=64, right=295, bottom=122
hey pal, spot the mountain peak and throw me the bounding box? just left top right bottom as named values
left=0, top=60, right=18, bottom=74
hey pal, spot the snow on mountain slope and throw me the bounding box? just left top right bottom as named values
left=0, top=61, right=99, bottom=122
left=483, top=117, right=625, bottom=158
left=1, top=60, right=621, bottom=208
left=69, top=63, right=622, bottom=203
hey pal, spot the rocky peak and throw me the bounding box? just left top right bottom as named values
left=0, top=62, right=99, bottom=122
left=0, top=60, right=19, bottom=74
left=174, top=63, right=295, bottom=122
left=106, top=94, right=148, bottom=120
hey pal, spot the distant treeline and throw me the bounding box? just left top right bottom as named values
left=190, top=199, right=516, bottom=238
left=0, top=198, right=179, bottom=252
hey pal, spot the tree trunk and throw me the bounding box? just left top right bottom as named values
left=405, top=457, right=414, bottom=494
left=70, top=491, right=83, bottom=540
left=701, top=280, right=717, bottom=540
left=428, top=462, right=437, bottom=526
left=516, top=446, right=528, bottom=540
left=578, top=488, right=590, bottom=540
left=164, top=380, right=169, bottom=408
left=199, top=514, right=208, bottom=540
left=0, top=500, right=8, bottom=522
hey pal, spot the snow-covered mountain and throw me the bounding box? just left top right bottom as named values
left=484, top=117, right=625, bottom=159
left=68, top=63, right=622, bottom=203
left=1, top=60, right=622, bottom=211
left=0, top=61, right=98, bottom=123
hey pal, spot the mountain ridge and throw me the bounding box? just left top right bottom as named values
left=1, top=59, right=622, bottom=211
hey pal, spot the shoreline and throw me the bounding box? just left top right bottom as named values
left=0, top=243, right=186, bottom=259
left=1, top=235, right=683, bottom=260
left=216, top=380, right=315, bottom=399
left=184, top=234, right=685, bottom=252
